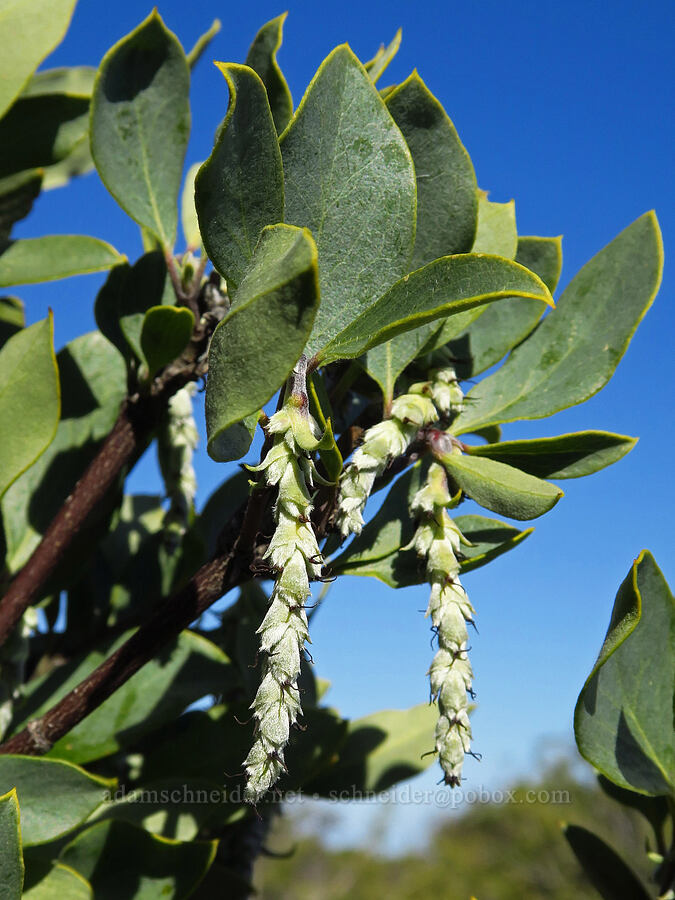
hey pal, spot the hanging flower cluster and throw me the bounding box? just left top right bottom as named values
left=243, top=393, right=328, bottom=804
left=336, top=367, right=463, bottom=538
left=408, top=462, right=475, bottom=785
left=158, top=384, right=199, bottom=549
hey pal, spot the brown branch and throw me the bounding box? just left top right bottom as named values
left=0, top=404, right=390, bottom=757
left=0, top=324, right=213, bottom=650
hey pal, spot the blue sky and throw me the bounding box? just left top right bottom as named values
left=15, top=0, right=674, bottom=849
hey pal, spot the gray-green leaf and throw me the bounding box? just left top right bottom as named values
left=0, top=315, right=59, bottom=499
left=442, top=234, right=562, bottom=377
left=453, top=212, right=663, bottom=433
left=195, top=63, right=283, bottom=289
left=0, top=757, right=113, bottom=846
left=11, top=631, right=235, bottom=765
left=472, top=194, right=517, bottom=257
left=206, top=224, right=319, bottom=461
left=305, top=704, right=439, bottom=795
left=364, top=30, right=402, bottom=84
left=387, top=71, right=477, bottom=266
left=90, top=11, right=190, bottom=247
left=574, top=550, right=675, bottom=796
left=0, top=0, right=77, bottom=119
left=23, top=862, right=93, bottom=899
left=140, top=305, right=194, bottom=377
left=59, top=820, right=216, bottom=900
left=0, top=236, right=124, bottom=287
left=563, top=824, right=651, bottom=900
left=245, top=14, right=293, bottom=134
left=466, top=430, right=637, bottom=480
left=281, top=45, right=416, bottom=358
left=0, top=788, right=23, bottom=897
left=319, top=253, right=554, bottom=365
left=440, top=451, right=563, bottom=520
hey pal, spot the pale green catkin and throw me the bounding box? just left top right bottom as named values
left=409, top=462, right=474, bottom=786
left=337, top=367, right=462, bottom=538
left=243, top=398, right=324, bottom=804
left=158, top=384, right=199, bottom=548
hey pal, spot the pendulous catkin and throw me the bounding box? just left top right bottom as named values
left=336, top=367, right=462, bottom=538
left=408, top=462, right=474, bottom=786
left=242, top=396, right=325, bottom=803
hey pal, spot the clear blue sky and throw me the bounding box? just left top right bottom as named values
left=15, top=0, right=674, bottom=849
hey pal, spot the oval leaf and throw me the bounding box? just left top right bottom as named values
left=0, top=236, right=124, bottom=287
left=0, top=757, right=113, bottom=846
left=319, top=254, right=554, bottom=365
left=60, top=819, right=216, bottom=900
left=386, top=71, right=477, bottom=266
left=454, top=212, right=663, bottom=433
left=0, top=788, right=23, bottom=897
left=0, top=170, right=43, bottom=241
left=442, top=234, right=562, bottom=377
left=563, top=824, right=651, bottom=900
left=244, top=14, right=293, bottom=134
left=10, top=632, right=235, bottom=765
left=466, top=430, right=637, bottom=479
left=90, top=11, right=190, bottom=247
left=281, top=44, right=417, bottom=358
left=0, top=0, right=77, bottom=119
left=0, top=315, right=59, bottom=499
left=574, top=550, right=675, bottom=796
left=140, top=305, right=194, bottom=377
left=205, top=224, right=319, bottom=461
left=305, top=704, right=439, bottom=795
left=23, top=862, right=93, bottom=899
left=440, top=452, right=563, bottom=520
left=195, top=62, right=283, bottom=289
left=471, top=194, right=517, bottom=258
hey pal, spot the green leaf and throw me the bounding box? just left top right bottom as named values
left=574, top=550, right=675, bottom=796
left=0, top=93, right=89, bottom=181
left=0, top=236, right=124, bottom=287
left=23, top=862, right=93, bottom=899
left=23, top=66, right=96, bottom=97
left=387, top=72, right=477, bottom=267
left=0, top=757, right=113, bottom=846
left=140, top=305, right=194, bottom=377
left=0, top=0, right=77, bottom=119
left=305, top=704, right=439, bottom=795
left=0, top=295, right=24, bottom=347
left=454, top=212, right=663, bottom=433
left=95, top=251, right=170, bottom=364
left=185, top=19, right=221, bottom=70
left=453, top=514, right=533, bottom=572
left=60, top=820, right=216, bottom=900
left=0, top=170, right=43, bottom=241
left=471, top=194, right=517, bottom=257
left=195, top=62, right=283, bottom=289
left=195, top=470, right=250, bottom=560
left=11, top=631, right=235, bottom=765
left=335, top=511, right=532, bottom=587
left=180, top=162, right=202, bottom=251
left=466, top=431, right=637, bottom=480
left=597, top=775, right=670, bottom=845
left=245, top=14, right=293, bottom=134
left=364, top=29, right=402, bottom=84
left=361, top=70, right=479, bottom=401
left=1, top=331, right=126, bottom=573
left=0, top=315, right=59, bottom=500
left=281, top=45, right=417, bottom=358
left=440, top=452, right=563, bottom=520
left=319, top=253, right=554, bottom=365
left=332, top=464, right=428, bottom=571
left=0, top=788, right=24, bottom=897
left=443, top=234, right=562, bottom=377
left=563, top=824, right=651, bottom=900
left=206, top=224, right=319, bottom=461
left=90, top=11, right=190, bottom=247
